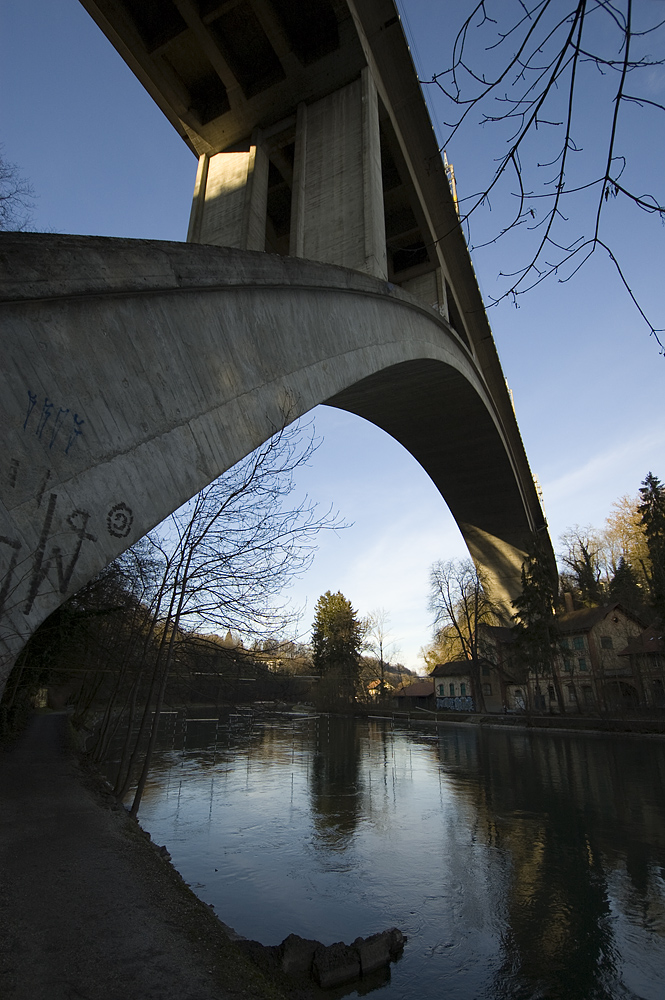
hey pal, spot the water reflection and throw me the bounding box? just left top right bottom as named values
left=310, top=716, right=362, bottom=850
left=105, top=715, right=665, bottom=999
left=431, top=727, right=665, bottom=999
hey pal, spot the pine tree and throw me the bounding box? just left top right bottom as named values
left=512, top=534, right=565, bottom=713
left=638, top=473, right=665, bottom=622
left=607, top=557, right=646, bottom=616
left=311, top=591, right=363, bottom=705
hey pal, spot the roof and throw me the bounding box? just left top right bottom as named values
left=430, top=661, right=472, bottom=678
left=394, top=680, right=434, bottom=699
left=618, top=625, right=665, bottom=657
left=479, top=624, right=515, bottom=643
left=555, top=603, right=645, bottom=635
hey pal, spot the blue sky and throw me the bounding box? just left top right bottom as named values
left=2, top=1, right=663, bottom=669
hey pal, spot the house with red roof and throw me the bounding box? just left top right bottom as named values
left=393, top=679, right=435, bottom=711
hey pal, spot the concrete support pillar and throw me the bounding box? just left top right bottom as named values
left=400, top=268, right=448, bottom=317
left=187, top=143, right=269, bottom=251
left=290, top=69, right=387, bottom=279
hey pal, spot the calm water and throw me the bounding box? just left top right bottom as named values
left=109, top=714, right=665, bottom=999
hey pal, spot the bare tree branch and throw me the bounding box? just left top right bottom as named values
left=0, top=151, right=35, bottom=232
left=420, top=0, right=665, bottom=350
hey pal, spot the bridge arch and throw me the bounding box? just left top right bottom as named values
left=0, top=233, right=542, bottom=692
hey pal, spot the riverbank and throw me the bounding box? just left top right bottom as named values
left=345, top=703, right=665, bottom=737
left=0, top=712, right=292, bottom=1000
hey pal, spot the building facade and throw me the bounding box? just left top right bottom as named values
left=429, top=606, right=658, bottom=716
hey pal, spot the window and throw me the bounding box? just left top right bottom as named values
left=568, top=685, right=576, bottom=703
left=600, top=636, right=613, bottom=649
left=579, top=658, right=588, bottom=671
left=548, top=685, right=555, bottom=701
left=449, top=683, right=455, bottom=697
left=483, top=683, right=492, bottom=696
left=573, top=636, right=585, bottom=651
left=560, top=638, right=569, bottom=651
left=481, top=663, right=490, bottom=676
left=460, top=683, right=467, bottom=696
left=563, top=658, right=573, bottom=672
left=438, top=684, right=444, bottom=696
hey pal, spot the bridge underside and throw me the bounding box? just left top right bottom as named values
left=0, top=233, right=543, bottom=692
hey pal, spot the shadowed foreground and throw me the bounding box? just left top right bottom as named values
left=0, top=714, right=285, bottom=1000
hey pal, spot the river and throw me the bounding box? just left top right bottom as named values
left=107, top=712, right=665, bottom=999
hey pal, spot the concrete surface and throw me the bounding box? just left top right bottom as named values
left=0, top=234, right=545, bottom=694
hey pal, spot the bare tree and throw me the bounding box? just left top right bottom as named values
left=559, top=525, right=606, bottom=606
left=603, top=492, right=651, bottom=587
left=0, top=151, right=35, bottom=231
left=428, top=558, right=500, bottom=712
left=110, top=419, right=343, bottom=815
left=425, top=0, right=665, bottom=349
left=362, top=608, right=400, bottom=700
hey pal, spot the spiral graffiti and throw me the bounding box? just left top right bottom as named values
left=106, top=502, right=134, bottom=538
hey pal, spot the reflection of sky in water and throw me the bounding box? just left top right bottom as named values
left=112, top=716, right=665, bottom=999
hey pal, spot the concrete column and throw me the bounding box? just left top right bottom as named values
left=290, top=69, right=387, bottom=278
left=186, top=153, right=210, bottom=243
left=289, top=103, right=307, bottom=259
left=400, top=270, right=444, bottom=313
left=187, top=143, right=269, bottom=251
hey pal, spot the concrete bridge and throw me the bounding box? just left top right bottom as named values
left=0, top=0, right=550, bottom=692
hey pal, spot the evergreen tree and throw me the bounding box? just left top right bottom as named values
left=607, top=557, right=646, bottom=616
left=311, top=591, right=363, bottom=705
left=512, top=534, right=565, bottom=713
left=638, top=472, right=665, bottom=622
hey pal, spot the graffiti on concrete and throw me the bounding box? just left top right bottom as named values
left=36, top=469, right=52, bottom=507
left=1, top=490, right=135, bottom=617
left=23, top=391, right=37, bottom=430
left=35, top=398, right=54, bottom=440
left=23, top=494, right=98, bottom=615
left=0, top=536, right=22, bottom=615
left=23, top=390, right=85, bottom=455
left=66, top=413, right=85, bottom=455
left=106, top=502, right=134, bottom=538
left=0, top=495, right=97, bottom=616
left=436, top=695, right=475, bottom=712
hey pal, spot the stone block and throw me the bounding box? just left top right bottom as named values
left=280, top=933, right=319, bottom=975
left=352, top=928, right=406, bottom=975
left=386, top=927, right=406, bottom=959
left=313, top=941, right=361, bottom=989
left=353, top=932, right=391, bottom=975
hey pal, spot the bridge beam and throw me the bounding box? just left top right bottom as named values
left=188, top=70, right=387, bottom=278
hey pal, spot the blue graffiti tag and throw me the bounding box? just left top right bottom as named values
left=23, top=390, right=85, bottom=455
